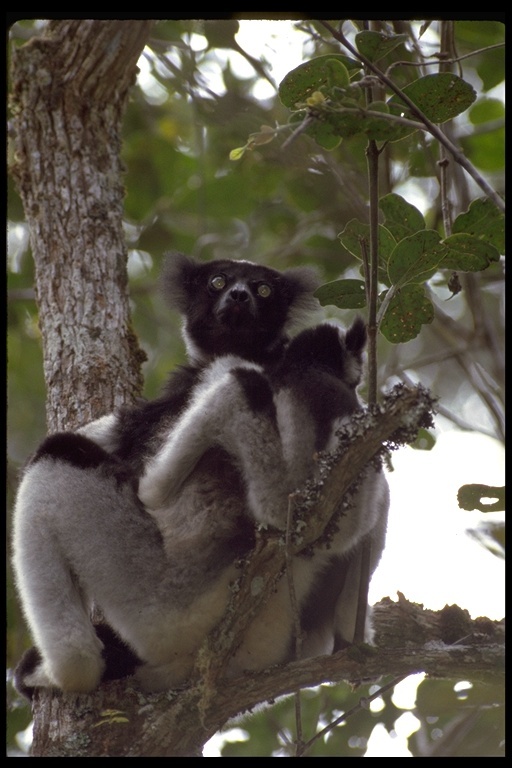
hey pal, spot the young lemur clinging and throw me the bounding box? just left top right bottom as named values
left=12, top=253, right=389, bottom=697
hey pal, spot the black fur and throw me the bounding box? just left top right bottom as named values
left=162, top=253, right=319, bottom=364
left=14, top=625, right=142, bottom=700
left=13, top=646, right=42, bottom=700
left=272, top=322, right=366, bottom=451
left=30, top=433, right=113, bottom=469
left=232, top=368, right=277, bottom=417
left=95, top=623, right=142, bottom=682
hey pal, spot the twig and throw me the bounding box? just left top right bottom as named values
left=281, top=114, right=316, bottom=150
left=296, top=673, right=409, bottom=756
left=285, top=494, right=304, bottom=753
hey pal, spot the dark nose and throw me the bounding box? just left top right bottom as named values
left=228, top=284, right=250, bottom=304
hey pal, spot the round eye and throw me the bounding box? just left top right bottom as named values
left=209, top=274, right=226, bottom=291
left=257, top=283, right=272, bottom=298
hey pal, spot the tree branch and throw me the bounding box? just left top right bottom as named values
left=38, top=594, right=502, bottom=757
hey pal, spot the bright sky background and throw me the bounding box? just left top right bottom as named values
left=371, top=429, right=504, bottom=620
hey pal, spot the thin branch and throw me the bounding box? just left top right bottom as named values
left=323, top=105, right=427, bottom=131
left=438, top=154, right=453, bottom=235
left=366, top=140, right=380, bottom=406
left=463, top=273, right=505, bottom=385
left=296, top=673, right=409, bottom=756
left=376, top=283, right=398, bottom=328
left=33, top=597, right=503, bottom=756
left=202, top=603, right=504, bottom=737
left=437, top=21, right=455, bottom=238
left=387, top=41, right=505, bottom=75
left=281, top=114, right=316, bottom=150
left=398, top=372, right=498, bottom=438
left=285, top=495, right=304, bottom=754
left=286, top=496, right=303, bottom=662
left=429, top=302, right=505, bottom=440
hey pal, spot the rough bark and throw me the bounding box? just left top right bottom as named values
left=9, top=20, right=153, bottom=431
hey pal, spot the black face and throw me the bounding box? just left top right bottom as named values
left=185, top=260, right=299, bottom=363
left=162, top=253, right=318, bottom=365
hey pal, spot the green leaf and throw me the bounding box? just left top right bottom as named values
left=324, top=58, right=352, bottom=89
left=355, top=30, right=408, bottom=62
left=441, top=233, right=500, bottom=272
left=410, top=427, right=436, bottom=451
left=362, top=101, right=409, bottom=142
left=316, top=110, right=365, bottom=142
left=248, top=125, right=276, bottom=147
left=203, top=19, right=239, bottom=48
left=229, top=146, right=246, bottom=161
left=452, top=198, right=504, bottom=254
left=389, top=73, right=477, bottom=123
left=457, top=484, right=505, bottom=512
left=279, top=55, right=361, bottom=108
left=476, top=45, right=505, bottom=92
left=456, top=20, right=505, bottom=91
left=338, top=220, right=396, bottom=286
left=380, top=193, right=425, bottom=240
left=469, top=97, right=505, bottom=125
left=387, top=230, right=445, bottom=286
left=461, top=125, right=505, bottom=172
left=380, top=284, right=434, bottom=343
left=315, top=279, right=367, bottom=309
left=339, top=219, right=396, bottom=260
left=288, top=110, right=343, bottom=150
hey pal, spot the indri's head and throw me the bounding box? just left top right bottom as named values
left=162, top=253, right=319, bottom=365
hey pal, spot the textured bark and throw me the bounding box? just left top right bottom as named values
left=9, top=20, right=152, bottom=431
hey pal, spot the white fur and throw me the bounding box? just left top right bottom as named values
left=139, top=356, right=265, bottom=511
left=77, top=413, right=119, bottom=452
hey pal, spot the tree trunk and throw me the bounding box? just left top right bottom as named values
left=9, top=19, right=152, bottom=432
left=9, top=18, right=157, bottom=756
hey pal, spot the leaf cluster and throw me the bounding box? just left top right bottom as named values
left=317, top=195, right=503, bottom=343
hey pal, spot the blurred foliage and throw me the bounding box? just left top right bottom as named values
left=7, top=18, right=504, bottom=757
left=215, top=675, right=504, bottom=757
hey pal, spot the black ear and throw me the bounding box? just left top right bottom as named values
left=345, top=316, right=367, bottom=357
left=160, top=252, right=201, bottom=314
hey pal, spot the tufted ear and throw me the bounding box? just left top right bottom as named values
left=281, top=265, right=321, bottom=333
left=341, top=316, right=367, bottom=388
left=345, top=315, right=367, bottom=356
left=160, top=252, right=201, bottom=314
